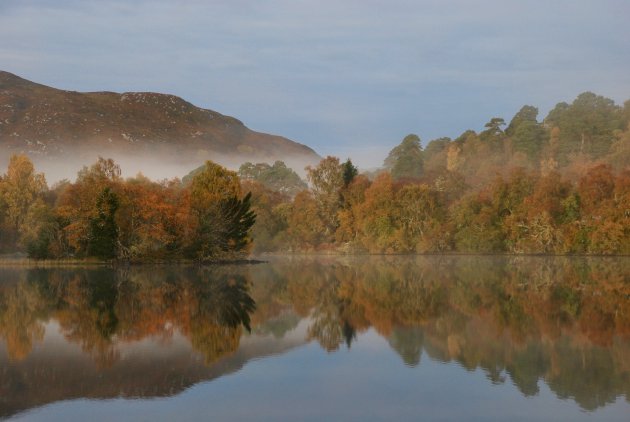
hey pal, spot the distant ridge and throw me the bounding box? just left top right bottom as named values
left=0, top=71, right=320, bottom=172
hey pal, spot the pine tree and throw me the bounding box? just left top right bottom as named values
left=87, top=187, right=119, bottom=259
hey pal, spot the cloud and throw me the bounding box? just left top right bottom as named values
left=1, top=0, right=629, bottom=169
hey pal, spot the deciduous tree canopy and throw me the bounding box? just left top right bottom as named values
left=1, top=91, right=628, bottom=258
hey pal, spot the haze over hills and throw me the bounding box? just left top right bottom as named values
left=0, top=71, right=320, bottom=181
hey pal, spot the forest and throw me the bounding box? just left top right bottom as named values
left=0, top=91, right=629, bottom=259
left=0, top=157, right=256, bottom=261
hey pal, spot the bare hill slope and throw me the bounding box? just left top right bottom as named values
left=0, top=71, right=319, bottom=178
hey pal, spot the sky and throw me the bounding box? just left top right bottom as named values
left=1, top=0, right=629, bottom=169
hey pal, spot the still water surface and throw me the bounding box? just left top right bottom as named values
left=1, top=256, right=629, bottom=421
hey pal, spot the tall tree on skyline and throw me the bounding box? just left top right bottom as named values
left=384, top=134, right=424, bottom=180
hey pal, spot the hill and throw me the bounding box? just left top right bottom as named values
left=0, top=71, right=320, bottom=179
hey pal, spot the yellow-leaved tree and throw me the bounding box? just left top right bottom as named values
left=186, top=161, right=255, bottom=260
left=0, top=154, right=48, bottom=252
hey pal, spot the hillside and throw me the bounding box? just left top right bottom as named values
left=0, top=71, right=320, bottom=176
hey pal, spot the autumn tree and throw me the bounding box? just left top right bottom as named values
left=189, top=161, right=241, bottom=210
left=577, top=164, right=628, bottom=254
left=305, top=156, right=345, bottom=241
left=187, top=161, right=255, bottom=259
left=19, top=199, right=60, bottom=259
left=287, top=190, right=327, bottom=249
left=393, top=183, right=448, bottom=252
left=0, top=155, right=47, bottom=250
left=577, top=164, right=615, bottom=213
left=355, top=172, right=397, bottom=252
left=433, top=170, right=468, bottom=204
left=335, top=175, right=370, bottom=247
left=505, top=172, right=572, bottom=253
left=240, top=180, right=291, bottom=253
left=55, top=157, right=122, bottom=256
left=450, top=193, right=505, bottom=253
left=116, top=175, right=189, bottom=259
left=606, top=125, right=630, bottom=171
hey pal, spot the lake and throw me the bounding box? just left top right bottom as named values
left=1, top=256, right=629, bottom=421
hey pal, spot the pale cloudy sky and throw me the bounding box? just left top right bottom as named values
left=1, top=0, right=629, bottom=168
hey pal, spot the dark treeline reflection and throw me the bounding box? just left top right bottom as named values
left=1, top=257, right=630, bottom=413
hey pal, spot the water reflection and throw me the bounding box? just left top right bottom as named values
left=0, top=267, right=255, bottom=368
left=269, top=256, right=630, bottom=411
left=0, top=256, right=629, bottom=417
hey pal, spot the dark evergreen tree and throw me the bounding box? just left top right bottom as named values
left=545, top=92, right=623, bottom=161
left=87, top=187, right=119, bottom=259
left=506, top=105, right=539, bottom=136
left=512, top=121, right=547, bottom=159
left=504, top=106, right=547, bottom=159
left=219, top=192, right=257, bottom=252
left=480, top=117, right=506, bottom=143
left=195, top=192, right=256, bottom=259
left=384, top=134, right=424, bottom=180
left=341, top=158, right=358, bottom=187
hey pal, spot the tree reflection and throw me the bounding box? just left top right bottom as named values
left=388, top=327, right=424, bottom=366
left=0, top=275, right=48, bottom=360
left=54, top=270, right=120, bottom=367
left=250, top=256, right=630, bottom=410
left=0, top=266, right=256, bottom=367
left=0, top=257, right=629, bottom=410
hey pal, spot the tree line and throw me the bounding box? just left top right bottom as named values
left=245, top=92, right=630, bottom=255
left=250, top=157, right=628, bottom=254
left=0, top=157, right=255, bottom=260
left=1, top=91, right=629, bottom=258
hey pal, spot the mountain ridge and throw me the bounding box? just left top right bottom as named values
left=0, top=70, right=320, bottom=175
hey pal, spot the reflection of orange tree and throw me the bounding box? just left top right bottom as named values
left=0, top=267, right=255, bottom=367
left=54, top=270, right=121, bottom=368
left=267, top=258, right=451, bottom=346
left=270, top=261, right=364, bottom=351
left=187, top=268, right=255, bottom=364
left=1, top=259, right=630, bottom=409
left=245, top=264, right=296, bottom=335
left=305, top=280, right=353, bottom=352
left=252, top=257, right=630, bottom=410
left=0, top=272, right=51, bottom=361
left=115, top=267, right=255, bottom=365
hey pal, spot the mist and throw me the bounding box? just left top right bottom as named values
left=0, top=148, right=319, bottom=185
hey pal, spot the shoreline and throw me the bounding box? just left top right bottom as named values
left=0, top=257, right=268, bottom=268
left=0, top=252, right=627, bottom=268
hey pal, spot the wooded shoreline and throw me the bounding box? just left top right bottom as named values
left=1, top=252, right=627, bottom=268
